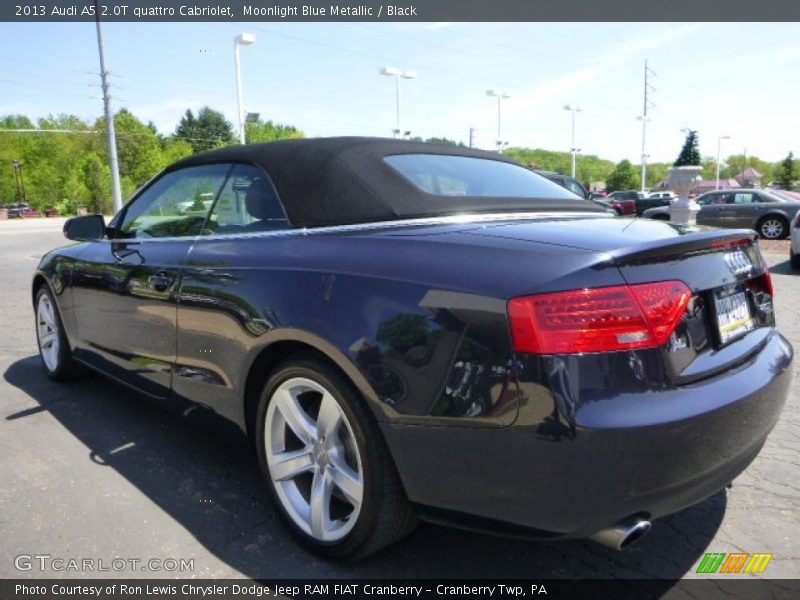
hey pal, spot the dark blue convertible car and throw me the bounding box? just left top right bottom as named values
left=33, top=138, right=792, bottom=558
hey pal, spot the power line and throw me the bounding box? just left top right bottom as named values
left=0, top=128, right=235, bottom=144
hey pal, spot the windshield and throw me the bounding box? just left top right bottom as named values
left=384, top=154, right=578, bottom=199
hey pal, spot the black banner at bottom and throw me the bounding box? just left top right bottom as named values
left=3, top=579, right=800, bottom=600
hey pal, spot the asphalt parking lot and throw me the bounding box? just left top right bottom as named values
left=1, top=218, right=799, bottom=584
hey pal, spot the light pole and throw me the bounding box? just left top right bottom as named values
left=234, top=32, right=256, bottom=144
left=94, top=1, right=122, bottom=214
left=486, top=90, right=510, bottom=150
left=563, top=104, right=582, bottom=178
left=380, top=67, right=417, bottom=138
left=636, top=115, right=651, bottom=193
left=716, top=135, right=730, bottom=190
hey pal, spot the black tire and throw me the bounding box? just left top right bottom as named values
left=652, top=213, right=670, bottom=221
left=757, top=216, right=789, bottom=240
left=255, top=353, right=417, bottom=559
left=34, top=285, right=84, bottom=380
left=791, top=248, right=800, bottom=269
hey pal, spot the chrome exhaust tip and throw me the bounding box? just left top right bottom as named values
left=589, top=516, right=652, bottom=550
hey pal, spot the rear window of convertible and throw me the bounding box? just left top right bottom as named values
left=384, top=154, right=577, bottom=199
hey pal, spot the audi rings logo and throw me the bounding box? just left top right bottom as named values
left=724, top=249, right=754, bottom=277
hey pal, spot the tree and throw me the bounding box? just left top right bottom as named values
left=83, top=152, right=112, bottom=215
left=775, top=152, right=796, bottom=190
left=244, top=119, right=304, bottom=144
left=159, top=138, right=194, bottom=167
left=175, top=107, right=234, bottom=152
left=504, top=147, right=615, bottom=183
left=642, top=162, right=669, bottom=188
left=0, top=115, right=35, bottom=129
left=674, top=130, right=701, bottom=166
left=96, top=109, right=163, bottom=187
left=424, top=137, right=462, bottom=146
left=605, top=159, right=640, bottom=192
left=720, top=154, right=774, bottom=184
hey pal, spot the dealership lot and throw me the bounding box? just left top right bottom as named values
left=1, top=218, right=798, bottom=581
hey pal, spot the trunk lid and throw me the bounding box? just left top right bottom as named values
left=452, top=216, right=776, bottom=383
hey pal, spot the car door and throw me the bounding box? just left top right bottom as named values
left=727, top=192, right=762, bottom=228
left=696, top=192, right=731, bottom=226
left=71, top=163, right=231, bottom=398
left=172, top=163, right=291, bottom=421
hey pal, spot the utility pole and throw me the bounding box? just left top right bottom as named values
left=11, top=160, right=24, bottom=203
left=94, top=1, right=122, bottom=214
left=638, top=59, right=656, bottom=193
left=715, top=135, right=730, bottom=190
left=468, top=127, right=475, bottom=148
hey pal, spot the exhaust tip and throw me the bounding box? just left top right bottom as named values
left=619, top=519, right=651, bottom=549
left=589, top=517, right=652, bottom=550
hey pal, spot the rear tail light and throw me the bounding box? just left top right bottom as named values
left=747, top=270, right=773, bottom=297
left=508, top=280, right=692, bottom=354
left=795, top=213, right=800, bottom=227
left=710, top=237, right=751, bottom=249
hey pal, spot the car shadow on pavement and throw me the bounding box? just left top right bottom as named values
left=4, top=355, right=725, bottom=582
left=767, top=258, right=797, bottom=276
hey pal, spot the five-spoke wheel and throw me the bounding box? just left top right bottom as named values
left=265, top=377, right=364, bottom=542
left=36, top=291, right=60, bottom=372
left=35, top=285, right=81, bottom=380
left=256, top=355, right=416, bottom=558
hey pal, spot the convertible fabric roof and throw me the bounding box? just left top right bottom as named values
left=169, top=137, right=601, bottom=228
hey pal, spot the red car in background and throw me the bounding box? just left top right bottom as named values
left=604, top=190, right=638, bottom=215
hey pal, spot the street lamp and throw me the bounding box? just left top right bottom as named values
left=487, top=90, right=510, bottom=150
left=380, top=67, right=417, bottom=138
left=563, top=104, right=582, bottom=178
left=716, top=135, right=730, bottom=190
left=234, top=32, right=256, bottom=145
left=636, top=115, right=652, bottom=193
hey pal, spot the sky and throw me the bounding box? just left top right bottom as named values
left=1, top=21, right=799, bottom=163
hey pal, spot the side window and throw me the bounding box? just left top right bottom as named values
left=205, top=164, right=290, bottom=234
left=119, top=164, right=230, bottom=238
left=564, top=179, right=586, bottom=198
left=709, top=193, right=730, bottom=205
left=733, top=193, right=756, bottom=204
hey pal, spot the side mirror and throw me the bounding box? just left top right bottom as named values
left=63, top=215, right=106, bottom=241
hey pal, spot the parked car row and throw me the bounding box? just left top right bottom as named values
left=0, top=202, right=59, bottom=218
left=643, top=189, right=800, bottom=240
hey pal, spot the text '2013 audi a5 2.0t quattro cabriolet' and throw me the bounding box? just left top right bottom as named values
left=33, top=138, right=793, bottom=558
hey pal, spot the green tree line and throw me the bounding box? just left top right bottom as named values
left=2, top=113, right=797, bottom=214
left=0, top=107, right=304, bottom=215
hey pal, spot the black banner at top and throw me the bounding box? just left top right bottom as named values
left=2, top=0, right=800, bottom=22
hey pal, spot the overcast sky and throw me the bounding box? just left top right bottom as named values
left=1, top=21, right=798, bottom=162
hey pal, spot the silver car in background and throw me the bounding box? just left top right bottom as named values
left=643, top=189, right=800, bottom=239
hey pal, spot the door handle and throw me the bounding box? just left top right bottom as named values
left=148, top=271, right=174, bottom=292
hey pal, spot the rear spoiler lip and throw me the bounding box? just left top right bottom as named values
left=607, top=229, right=759, bottom=266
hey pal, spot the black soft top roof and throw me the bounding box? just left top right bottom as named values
left=169, top=136, right=600, bottom=228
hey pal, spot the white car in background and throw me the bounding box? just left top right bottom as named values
left=791, top=208, right=800, bottom=269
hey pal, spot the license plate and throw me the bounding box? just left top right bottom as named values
left=714, top=288, right=755, bottom=345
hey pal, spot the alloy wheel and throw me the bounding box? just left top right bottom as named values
left=36, top=293, right=60, bottom=372
left=265, top=377, right=364, bottom=542
left=760, top=219, right=785, bottom=239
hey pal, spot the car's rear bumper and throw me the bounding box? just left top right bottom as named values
left=380, top=329, right=793, bottom=537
